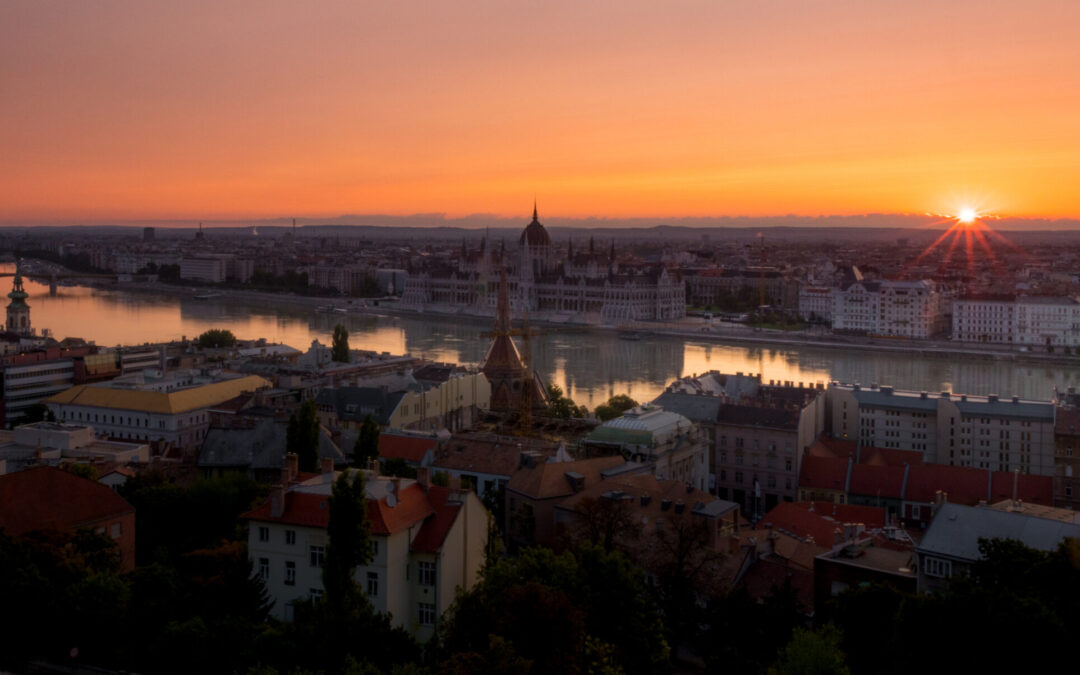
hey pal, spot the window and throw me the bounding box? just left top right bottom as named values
left=419, top=561, right=436, bottom=586
left=259, top=557, right=270, bottom=581
left=418, top=602, right=436, bottom=626
left=310, top=545, right=325, bottom=568
left=923, top=556, right=952, bottom=579
left=367, top=572, right=379, bottom=597
left=110, top=523, right=122, bottom=539
left=309, top=588, right=323, bottom=600
left=285, top=561, right=296, bottom=586
left=258, top=526, right=269, bottom=543
left=285, top=529, right=296, bottom=546
left=912, top=505, right=921, bottom=519
left=371, top=540, right=379, bottom=557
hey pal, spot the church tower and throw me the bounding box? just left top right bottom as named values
left=6, top=266, right=31, bottom=335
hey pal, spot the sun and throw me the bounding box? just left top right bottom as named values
left=958, top=207, right=978, bottom=224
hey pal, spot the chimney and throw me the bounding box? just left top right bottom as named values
left=320, top=457, right=334, bottom=475
left=285, top=453, right=299, bottom=481
left=270, top=485, right=285, bottom=518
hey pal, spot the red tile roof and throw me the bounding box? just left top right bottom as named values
left=378, top=434, right=438, bottom=464
left=410, top=486, right=462, bottom=553
left=989, top=472, right=1052, bottom=506
left=848, top=464, right=905, bottom=499
left=905, top=463, right=990, bottom=504
left=243, top=481, right=440, bottom=536
left=808, top=437, right=922, bottom=467
left=0, top=467, right=134, bottom=535
left=799, top=456, right=848, bottom=492
left=368, top=483, right=436, bottom=535
left=761, top=501, right=886, bottom=547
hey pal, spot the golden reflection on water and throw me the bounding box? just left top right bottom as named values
left=7, top=265, right=1080, bottom=404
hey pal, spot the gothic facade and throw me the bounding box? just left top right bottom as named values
left=401, top=207, right=685, bottom=322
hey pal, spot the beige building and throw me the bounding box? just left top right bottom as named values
left=243, top=468, right=488, bottom=642
left=828, top=383, right=1056, bottom=475
left=315, top=367, right=490, bottom=434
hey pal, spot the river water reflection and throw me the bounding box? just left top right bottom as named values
left=11, top=266, right=1080, bottom=407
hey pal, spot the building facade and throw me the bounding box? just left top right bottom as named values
left=243, top=469, right=488, bottom=642
left=828, top=383, right=1057, bottom=476
left=402, top=207, right=685, bottom=322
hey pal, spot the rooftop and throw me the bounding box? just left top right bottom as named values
left=45, top=375, right=271, bottom=414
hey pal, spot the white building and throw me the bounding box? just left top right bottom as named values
left=45, top=374, right=270, bottom=448
left=798, top=285, right=834, bottom=323
left=243, top=468, right=488, bottom=642
left=831, top=279, right=943, bottom=338
left=953, top=296, right=1080, bottom=347
left=828, top=383, right=1056, bottom=476
left=180, top=256, right=227, bottom=283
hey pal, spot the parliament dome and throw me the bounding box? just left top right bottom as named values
left=519, top=204, right=552, bottom=247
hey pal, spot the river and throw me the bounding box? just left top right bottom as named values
left=7, top=265, right=1080, bottom=407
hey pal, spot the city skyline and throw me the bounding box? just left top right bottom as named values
left=4, top=1, right=1080, bottom=221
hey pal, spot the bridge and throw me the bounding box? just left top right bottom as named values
left=0, top=270, right=156, bottom=295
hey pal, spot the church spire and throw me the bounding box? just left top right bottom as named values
left=532, top=200, right=538, bottom=223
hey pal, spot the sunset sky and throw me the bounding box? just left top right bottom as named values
left=2, top=1, right=1079, bottom=222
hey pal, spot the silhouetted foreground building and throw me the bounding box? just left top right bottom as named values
left=0, top=466, right=136, bottom=571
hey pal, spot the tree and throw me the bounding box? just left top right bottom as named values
left=439, top=545, right=668, bottom=675
left=353, top=415, right=380, bottom=467
left=17, top=402, right=54, bottom=425
left=332, top=324, right=350, bottom=363
left=324, top=470, right=372, bottom=614
left=379, top=458, right=417, bottom=479
left=546, top=384, right=588, bottom=419
left=197, top=328, right=237, bottom=349
left=287, top=400, right=321, bottom=473
left=595, top=394, right=639, bottom=421
left=769, top=627, right=850, bottom=675
left=566, top=496, right=641, bottom=553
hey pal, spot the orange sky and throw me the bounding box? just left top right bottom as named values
left=2, top=1, right=1079, bottom=222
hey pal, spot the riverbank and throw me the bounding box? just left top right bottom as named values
left=86, top=278, right=1080, bottom=367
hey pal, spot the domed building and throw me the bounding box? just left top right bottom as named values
left=401, top=205, right=685, bottom=323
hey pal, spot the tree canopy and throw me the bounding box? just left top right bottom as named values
left=354, top=415, right=380, bottom=467
left=439, top=544, right=669, bottom=674
left=287, top=400, right=321, bottom=473
left=197, top=328, right=237, bottom=348
left=594, top=394, right=639, bottom=422
left=332, top=324, right=350, bottom=363
left=546, top=384, right=589, bottom=419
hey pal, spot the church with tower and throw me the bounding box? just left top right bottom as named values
left=401, top=205, right=685, bottom=322
left=5, top=268, right=32, bottom=336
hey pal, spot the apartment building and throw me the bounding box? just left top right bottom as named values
left=832, top=280, right=943, bottom=338
left=712, top=381, right=826, bottom=517
left=953, top=295, right=1080, bottom=347
left=828, top=383, right=1056, bottom=475
left=797, top=285, right=834, bottom=323
left=243, top=469, right=487, bottom=642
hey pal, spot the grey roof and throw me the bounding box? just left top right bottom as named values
left=917, top=503, right=1080, bottom=562
left=953, top=399, right=1054, bottom=422
left=651, top=392, right=723, bottom=424
left=693, top=499, right=740, bottom=518
left=315, top=386, right=406, bottom=426
left=198, top=417, right=344, bottom=470
left=850, top=389, right=939, bottom=413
